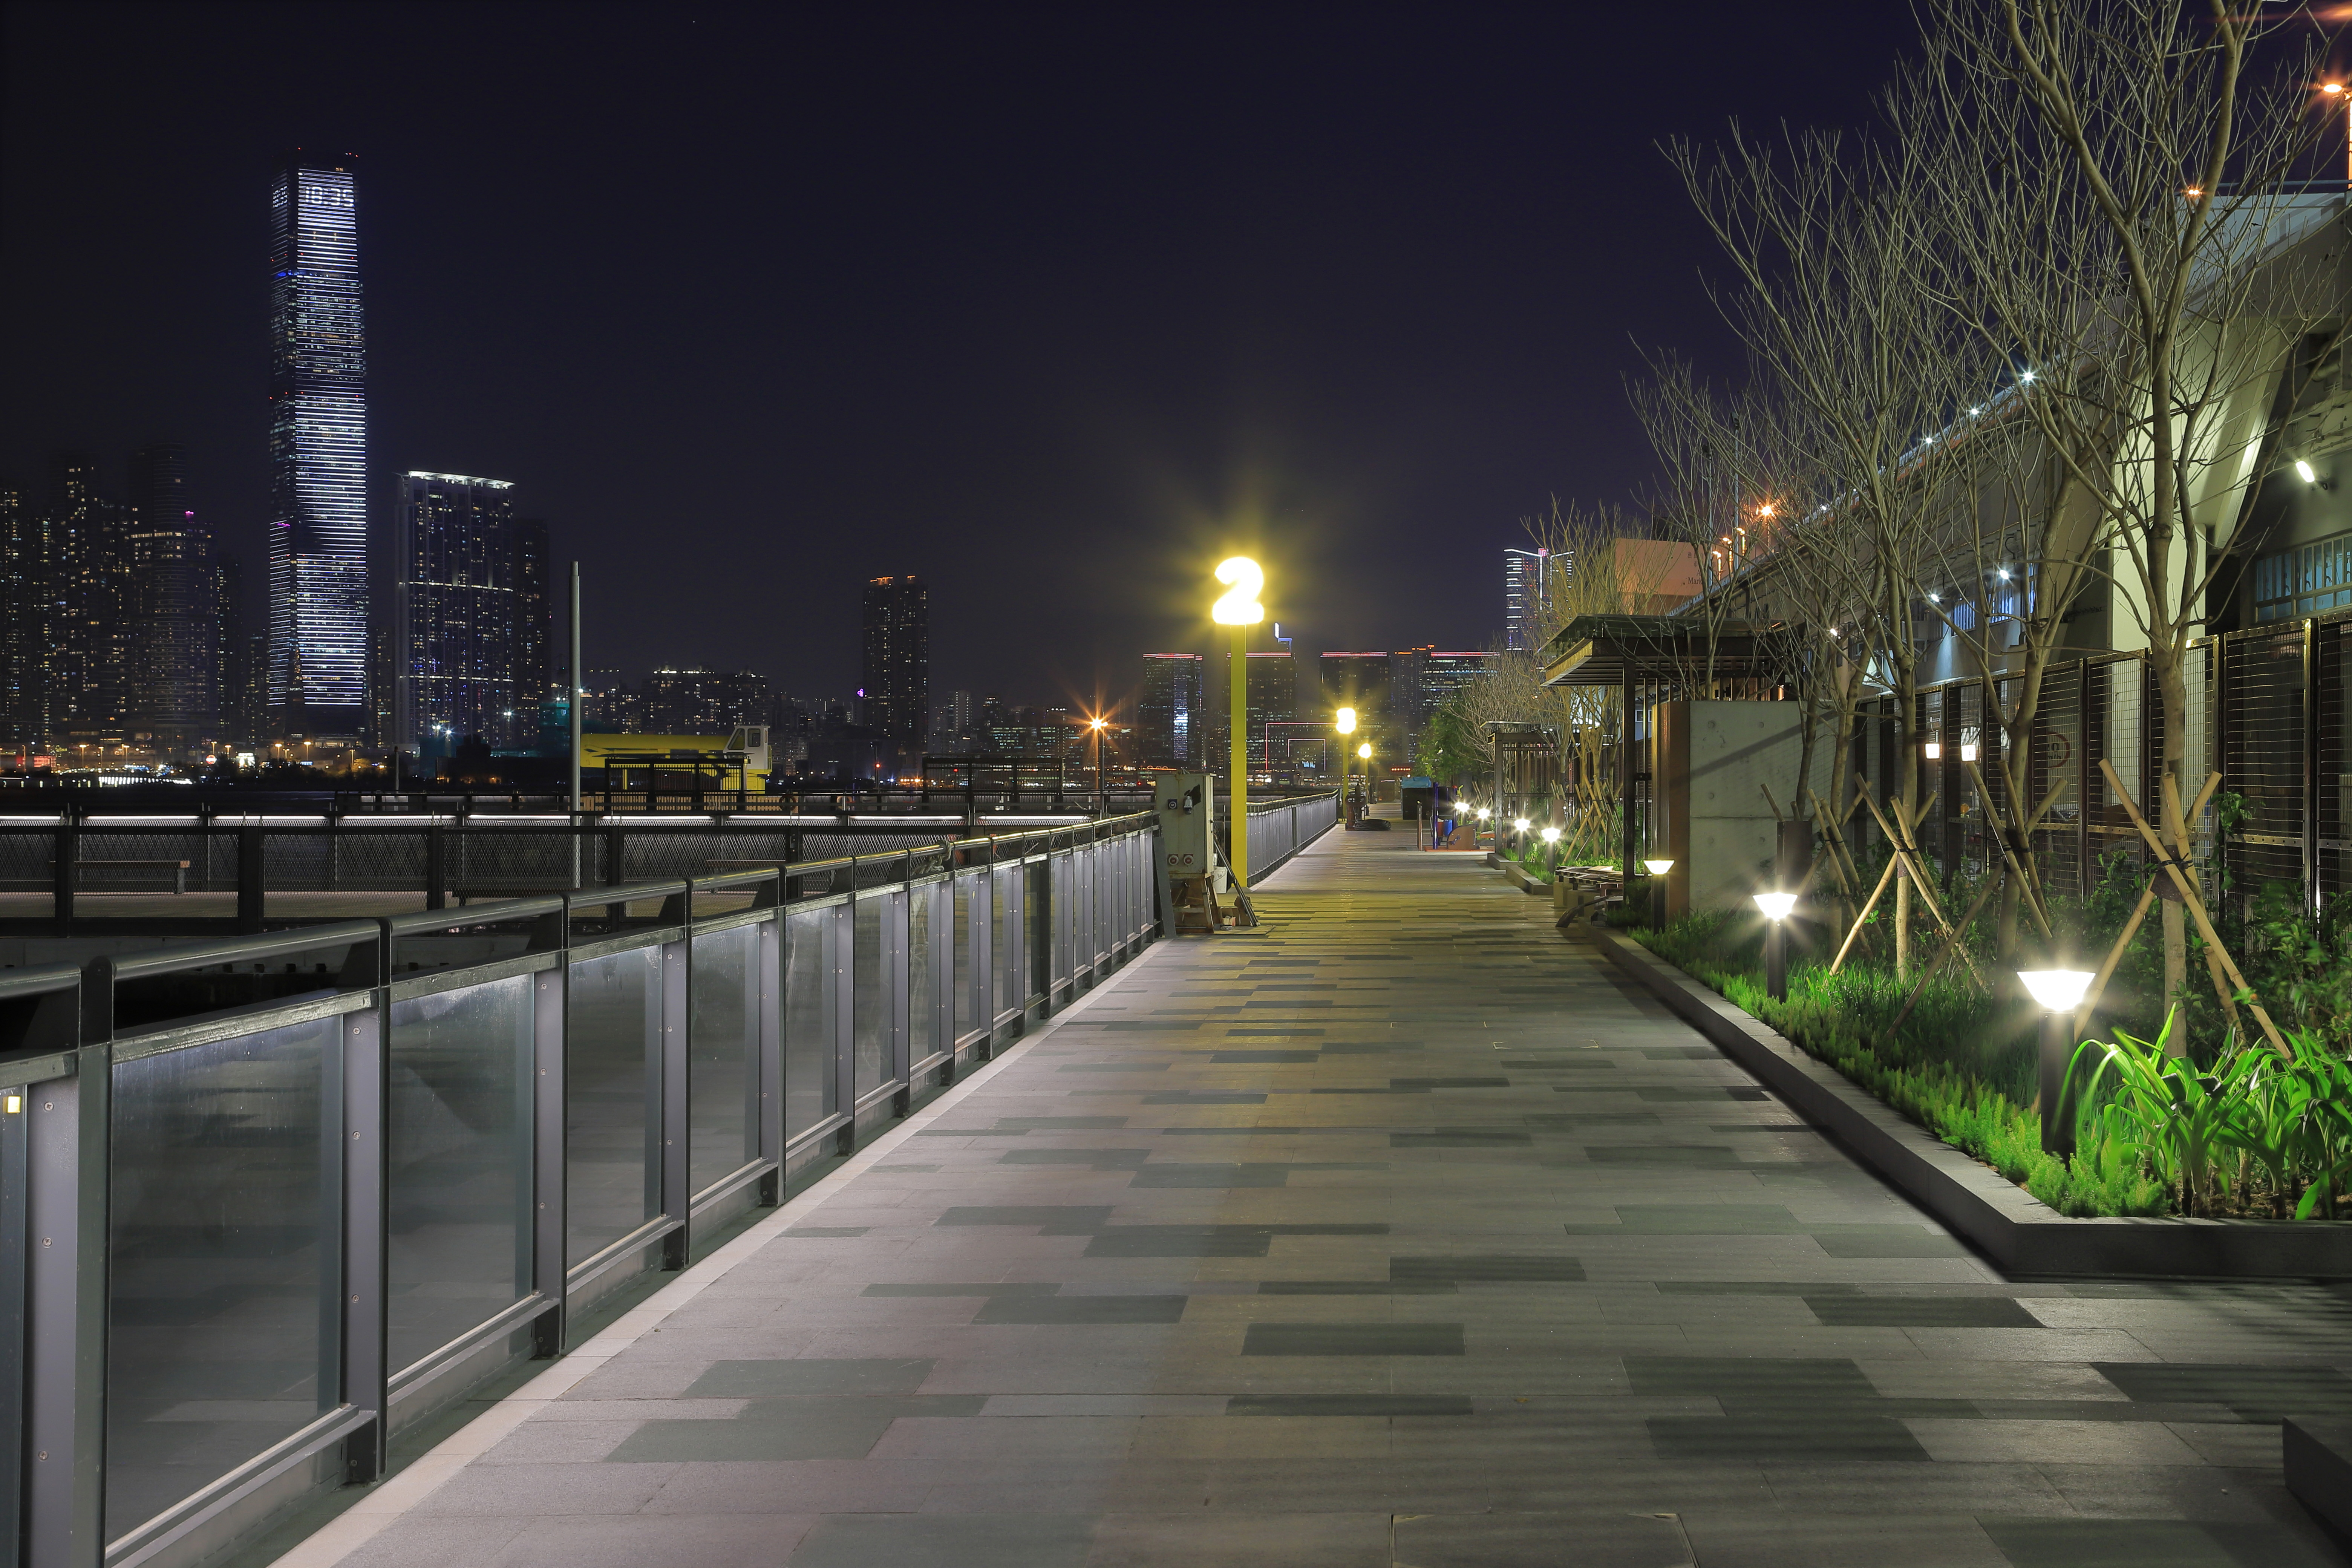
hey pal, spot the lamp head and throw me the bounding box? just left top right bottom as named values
left=2017, top=969, right=2094, bottom=1013
left=2297, top=458, right=2320, bottom=485
left=1358, top=743, right=1372, bottom=759
left=1211, top=556, right=1265, bottom=625
left=1511, top=817, right=1530, bottom=833
left=1643, top=858, right=1675, bottom=876
left=1477, top=807, right=1492, bottom=821
left=1540, top=826, right=1561, bottom=844
left=1753, top=891, right=1798, bottom=922
left=1335, top=707, right=1356, bottom=735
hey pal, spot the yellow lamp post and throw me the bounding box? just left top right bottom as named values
left=1213, top=557, right=1264, bottom=887
left=1357, top=741, right=1372, bottom=816
left=1334, top=707, right=1356, bottom=825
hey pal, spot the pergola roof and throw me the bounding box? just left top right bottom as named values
left=1538, top=614, right=1784, bottom=687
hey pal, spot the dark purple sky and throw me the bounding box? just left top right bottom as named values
left=2, top=2, right=1914, bottom=717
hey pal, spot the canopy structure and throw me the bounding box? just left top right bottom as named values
left=1539, top=614, right=1784, bottom=689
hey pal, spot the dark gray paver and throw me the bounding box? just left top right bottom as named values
left=313, top=827, right=2352, bottom=1568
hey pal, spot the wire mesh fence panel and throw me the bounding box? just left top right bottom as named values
left=2320, top=621, right=2352, bottom=906
left=322, top=829, right=431, bottom=891
left=2028, top=660, right=2086, bottom=899
left=2221, top=627, right=2306, bottom=907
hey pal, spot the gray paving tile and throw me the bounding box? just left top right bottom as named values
left=971, top=1295, right=1188, bottom=1325
left=787, top=1512, right=1095, bottom=1568
left=1240, top=1323, right=1465, bottom=1356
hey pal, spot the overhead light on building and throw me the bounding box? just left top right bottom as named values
left=2020, top=369, right=2037, bottom=384
left=2297, top=458, right=2320, bottom=484
left=1997, top=569, right=2011, bottom=580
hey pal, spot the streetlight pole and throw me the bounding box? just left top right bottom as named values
left=1090, top=716, right=1107, bottom=818
left=1753, top=891, right=1796, bottom=1001
left=1334, top=707, right=1356, bottom=827
left=569, top=562, right=583, bottom=888
left=1213, top=557, right=1263, bottom=891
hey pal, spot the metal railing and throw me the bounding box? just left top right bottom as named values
left=1241, top=792, right=1340, bottom=880
left=0, top=813, right=1161, bottom=1568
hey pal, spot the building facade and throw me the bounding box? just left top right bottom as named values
left=394, top=472, right=518, bottom=750
left=1137, top=653, right=1204, bottom=765
left=267, top=152, right=368, bottom=737
left=1217, top=649, right=1297, bottom=770
left=513, top=518, right=554, bottom=736
left=861, top=575, right=928, bottom=761
left=126, top=444, right=214, bottom=748
left=1504, top=547, right=1553, bottom=652
left=643, top=667, right=772, bottom=733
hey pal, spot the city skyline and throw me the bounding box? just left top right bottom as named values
left=0, top=4, right=1914, bottom=707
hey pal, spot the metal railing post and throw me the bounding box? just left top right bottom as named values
left=237, top=825, right=265, bottom=933
left=757, top=915, right=783, bottom=1205
left=340, top=961, right=389, bottom=1484
left=23, top=1025, right=107, bottom=1568
left=52, top=817, right=75, bottom=934
left=659, top=939, right=690, bottom=1269
left=531, top=963, right=568, bottom=1355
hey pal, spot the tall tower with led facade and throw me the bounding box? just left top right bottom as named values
left=267, top=152, right=368, bottom=738
left=861, top=575, right=929, bottom=764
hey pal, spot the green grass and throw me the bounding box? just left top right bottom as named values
left=1630, top=912, right=2167, bottom=1218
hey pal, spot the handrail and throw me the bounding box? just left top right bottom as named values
left=0, top=964, right=81, bottom=1000
left=108, top=919, right=383, bottom=982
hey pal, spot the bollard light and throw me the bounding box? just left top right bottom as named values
left=1643, top=857, right=1674, bottom=928
left=1540, top=826, right=1562, bottom=844
left=2021, top=968, right=2095, bottom=1159
left=1753, top=890, right=1797, bottom=1000
left=1512, top=817, right=1530, bottom=834
left=1643, top=858, right=1674, bottom=877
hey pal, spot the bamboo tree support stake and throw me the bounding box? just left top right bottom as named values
left=2098, top=759, right=2286, bottom=1055
left=1884, top=874, right=2006, bottom=1036
left=1824, top=789, right=1936, bottom=975
left=1963, top=761, right=2059, bottom=941
left=1856, top=787, right=1988, bottom=990
left=2069, top=769, right=2221, bottom=1039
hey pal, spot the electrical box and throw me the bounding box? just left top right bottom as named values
left=1155, top=772, right=1214, bottom=879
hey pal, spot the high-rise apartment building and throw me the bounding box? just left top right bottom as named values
left=212, top=556, right=254, bottom=741
left=861, top=576, right=928, bottom=759
left=1504, top=547, right=1556, bottom=652
left=1138, top=653, right=1204, bottom=766
left=394, top=472, right=518, bottom=749
left=1418, top=650, right=1493, bottom=710
left=1218, top=649, right=1297, bottom=769
left=50, top=452, right=132, bottom=750
left=513, top=518, right=554, bottom=732
left=126, top=444, right=215, bottom=747
left=268, top=152, right=368, bottom=737
left=643, top=668, right=772, bottom=733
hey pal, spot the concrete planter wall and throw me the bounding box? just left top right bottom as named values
left=1586, top=925, right=2352, bottom=1280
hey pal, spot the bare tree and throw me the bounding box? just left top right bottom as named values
left=1925, top=0, right=2335, bottom=1027
left=1669, top=118, right=1998, bottom=977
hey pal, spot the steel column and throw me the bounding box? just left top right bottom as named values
left=659, top=940, right=690, bottom=1269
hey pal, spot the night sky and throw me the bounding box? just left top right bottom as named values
left=2, top=2, right=1913, bottom=719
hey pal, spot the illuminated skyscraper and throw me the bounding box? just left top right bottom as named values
left=267, top=152, right=368, bottom=737
left=861, top=576, right=929, bottom=760
left=1138, top=653, right=1204, bottom=764
left=1504, top=547, right=1557, bottom=652
left=395, top=472, right=518, bottom=749
left=127, top=443, right=215, bottom=748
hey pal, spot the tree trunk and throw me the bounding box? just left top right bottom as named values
left=2157, top=648, right=2191, bottom=1057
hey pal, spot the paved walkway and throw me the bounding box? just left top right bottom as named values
left=307, top=828, right=2352, bottom=1568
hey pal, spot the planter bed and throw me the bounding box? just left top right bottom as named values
left=1583, top=924, right=2352, bottom=1280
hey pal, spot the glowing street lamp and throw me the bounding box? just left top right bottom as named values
left=1335, top=707, right=1357, bottom=825
left=1753, top=890, right=1798, bottom=1001
left=1213, top=557, right=1264, bottom=889
left=2325, top=81, right=2352, bottom=185
left=2019, top=968, right=2095, bottom=1156
left=1539, top=823, right=1562, bottom=876
left=1089, top=715, right=1109, bottom=816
